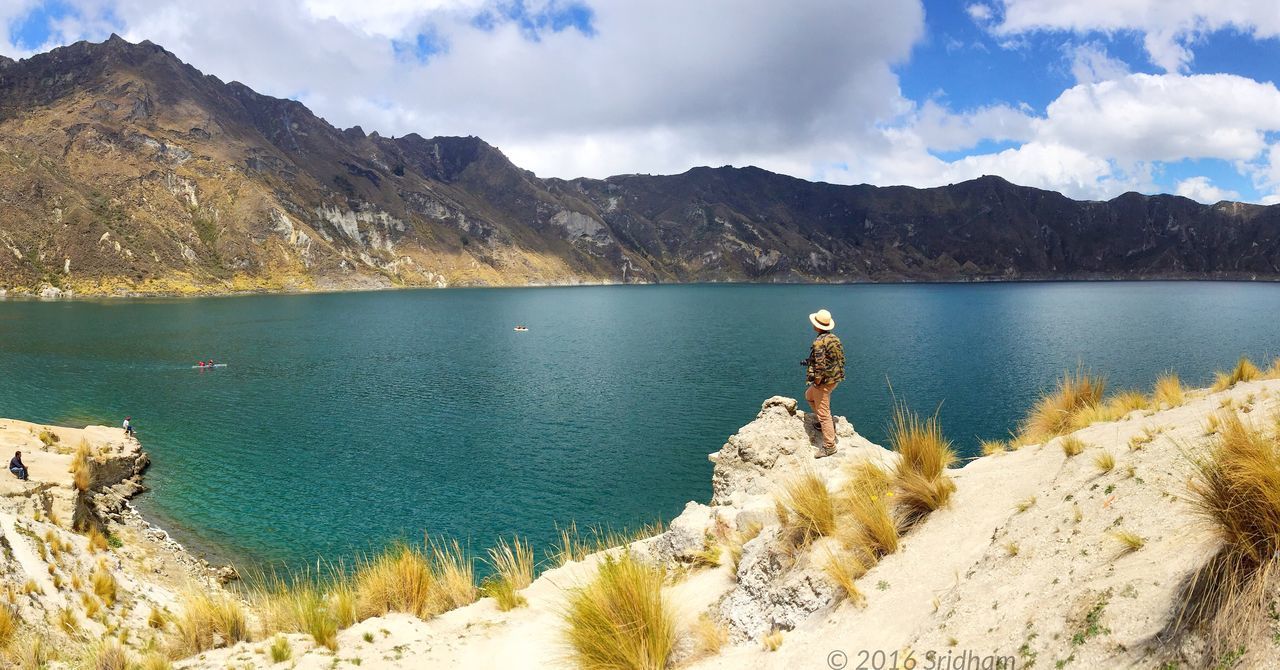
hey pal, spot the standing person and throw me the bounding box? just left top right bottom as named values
left=123, top=416, right=135, bottom=437
left=9, top=451, right=27, bottom=481
left=802, top=308, right=845, bottom=458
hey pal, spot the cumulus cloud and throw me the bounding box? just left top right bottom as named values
left=1036, top=74, right=1280, bottom=165
left=1175, top=176, right=1242, bottom=203
left=10, top=0, right=924, bottom=182
left=1066, top=42, right=1128, bottom=84
left=980, top=0, right=1280, bottom=72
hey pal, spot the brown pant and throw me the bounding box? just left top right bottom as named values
left=805, top=382, right=838, bottom=449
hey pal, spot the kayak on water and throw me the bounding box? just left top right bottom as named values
left=192, top=364, right=228, bottom=369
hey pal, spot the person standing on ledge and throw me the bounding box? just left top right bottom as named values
left=9, top=451, right=27, bottom=481
left=123, top=416, right=135, bottom=437
left=803, top=308, right=845, bottom=459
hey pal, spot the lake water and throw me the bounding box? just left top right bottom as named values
left=0, top=282, right=1276, bottom=570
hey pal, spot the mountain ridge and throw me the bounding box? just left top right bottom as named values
left=0, top=36, right=1278, bottom=296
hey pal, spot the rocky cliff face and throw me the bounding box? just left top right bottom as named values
left=3, top=36, right=1280, bottom=296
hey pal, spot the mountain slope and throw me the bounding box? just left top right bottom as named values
left=1, top=36, right=1279, bottom=296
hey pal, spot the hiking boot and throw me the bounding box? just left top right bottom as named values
left=814, top=446, right=837, bottom=459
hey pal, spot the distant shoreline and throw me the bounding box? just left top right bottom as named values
left=5, top=273, right=1280, bottom=302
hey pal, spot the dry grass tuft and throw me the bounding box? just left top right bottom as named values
left=90, top=561, right=117, bottom=607
left=1213, top=357, right=1261, bottom=392
left=822, top=546, right=868, bottom=606
left=726, top=521, right=763, bottom=574
left=86, top=526, right=109, bottom=553
left=691, top=613, right=729, bottom=657
left=564, top=552, right=675, bottom=670
left=979, top=439, right=1007, bottom=457
left=762, top=629, right=784, bottom=651
left=1094, top=451, right=1116, bottom=473
left=888, top=403, right=957, bottom=528
left=169, top=589, right=251, bottom=656
left=1173, top=412, right=1280, bottom=657
left=1021, top=367, right=1107, bottom=443
left=86, top=639, right=130, bottom=670
left=776, top=472, right=836, bottom=546
left=481, top=536, right=535, bottom=612
left=269, top=634, right=292, bottom=663
left=351, top=537, right=476, bottom=621
left=7, top=634, right=49, bottom=670
left=1108, top=529, right=1145, bottom=554
left=1060, top=435, right=1086, bottom=458
left=137, top=652, right=173, bottom=670
left=837, top=463, right=900, bottom=559
left=0, top=606, right=15, bottom=648
left=1153, top=373, right=1187, bottom=408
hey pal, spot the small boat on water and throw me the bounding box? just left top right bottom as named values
left=192, top=363, right=228, bottom=369
left=513, top=325, right=529, bottom=332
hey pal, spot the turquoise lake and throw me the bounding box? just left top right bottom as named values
left=0, top=282, right=1277, bottom=570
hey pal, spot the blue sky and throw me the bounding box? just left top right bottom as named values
left=3, top=1, right=1280, bottom=203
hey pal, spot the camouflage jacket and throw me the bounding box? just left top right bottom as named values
left=806, top=333, right=845, bottom=385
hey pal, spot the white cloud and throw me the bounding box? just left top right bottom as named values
left=965, top=3, right=993, bottom=22
left=1174, top=176, right=1242, bottom=203
left=906, top=100, right=1035, bottom=152
left=982, top=0, right=1280, bottom=71
left=13, top=0, right=925, bottom=182
left=1066, top=41, right=1128, bottom=84
left=1036, top=74, right=1280, bottom=164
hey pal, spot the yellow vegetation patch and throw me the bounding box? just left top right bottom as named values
left=564, top=552, right=675, bottom=670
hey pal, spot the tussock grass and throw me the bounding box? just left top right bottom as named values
left=1153, top=373, right=1187, bottom=408
left=0, top=606, right=15, bottom=647
left=1070, top=390, right=1150, bottom=429
left=822, top=546, right=868, bottom=606
left=837, top=462, right=900, bottom=559
left=91, top=561, right=117, bottom=607
left=1212, top=357, right=1261, bottom=392
left=1173, top=412, right=1280, bottom=657
left=137, top=653, right=172, bottom=670
left=1108, top=529, right=1145, bottom=554
left=1020, top=368, right=1107, bottom=443
left=70, top=439, right=91, bottom=473
left=87, top=526, right=109, bottom=553
left=6, top=634, right=48, bottom=670
left=351, top=537, right=477, bottom=621
left=85, top=639, right=130, bottom=670
left=269, top=634, right=292, bottom=663
left=979, top=439, right=1007, bottom=456
left=147, top=606, right=166, bottom=629
left=1004, top=542, right=1020, bottom=557
left=1060, top=436, right=1086, bottom=458
left=252, top=571, right=342, bottom=651
left=1094, top=451, right=1116, bottom=473
left=1015, top=496, right=1036, bottom=513
left=1205, top=412, right=1224, bottom=436
left=564, top=552, right=674, bottom=670
left=762, top=629, right=784, bottom=651
left=776, top=472, right=836, bottom=546
left=689, top=534, right=721, bottom=569
left=552, top=521, right=665, bottom=567
left=169, top=589, right=250, bottom=656
left=37, top=429, right=58, bottom=447
left=1264, top=357, right=1280, bottom=379
left=481, top=536, right=534, bottom=612
left=691, top=613, right=728, bottom=657
left=726, top=521, right=763, bottom=573
left=888, top=403, right=957, bottom=528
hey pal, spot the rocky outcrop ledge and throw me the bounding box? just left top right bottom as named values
left=0, top=419, right=230, bottom=653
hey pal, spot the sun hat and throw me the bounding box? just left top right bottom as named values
left=809, top=308, right=835, bottom=331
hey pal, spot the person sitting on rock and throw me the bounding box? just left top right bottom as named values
left=9, top=451, right=28, bottom=481
left=123, top=416, right=135, bottom=437
left=802, top=308, right=845, bottom=459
